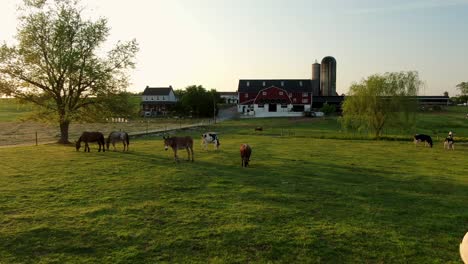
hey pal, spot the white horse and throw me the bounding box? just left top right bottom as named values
left=106, top=131, right=130, bottom=151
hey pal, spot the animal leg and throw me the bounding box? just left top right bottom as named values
left=85, top=142, right=90, bottom=152
left=174, top=149, right=179, bottom=162
left=190, top=147, right=194, bottom=162
left=186, top=147, right=191, bottom=161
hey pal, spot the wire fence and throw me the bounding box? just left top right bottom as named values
left=0, top=118, right=216, bottom=147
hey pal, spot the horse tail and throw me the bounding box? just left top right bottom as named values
left=125, top=133, right=130, bottom=146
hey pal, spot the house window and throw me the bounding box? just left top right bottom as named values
left=262, top=81, right=266, bottom=87
left=262, top=91, right=267, bottom=95
left=258, top=104, right=264, bottom=108
left=299, top=81, right=303, bottom=86
left=302, top=99, right=308, bottom=103
left=279, top=91, right=283, bottom=95
left=303, top=92, right=308, bottom=97
left=245, top=93, right=248, bottom=98
left=157, top=96, right=159, bottom=100
left=151, top=97, right=154, bottom=100
left=162, top=96, right=165, bottom=100
left=246, top=81, right=250, bottom=87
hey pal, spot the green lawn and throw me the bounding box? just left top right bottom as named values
left=1, top=122, right=467, bottom=263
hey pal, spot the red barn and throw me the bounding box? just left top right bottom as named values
left=237, top=79, right=319, bottom=117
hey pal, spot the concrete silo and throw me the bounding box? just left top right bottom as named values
left=312, top=60, right=321, bottom=81
left=320, top=56, right=337, bottom=96
left=312, top=60, right=321, bottom=96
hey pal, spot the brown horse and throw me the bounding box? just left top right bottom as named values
left=76, top=132, right=106, bottom=152
left=240, top=144, right=252, bottom=167
left=163, top=136, right=194, bottom=162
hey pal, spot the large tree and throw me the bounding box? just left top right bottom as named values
left=341, top=71, right=422, bottom=138
left=456, top=82, right=468, bottom=104
left=0, top=0, right=138, bottom=143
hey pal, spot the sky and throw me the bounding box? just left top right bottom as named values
left=1, top=0, right=467, bottom=95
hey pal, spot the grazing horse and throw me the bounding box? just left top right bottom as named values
left=106, top=131, right=130, bottom=151
left=201, top=132, right=220, bottom=150
left=240, top=144, right=252, bottom=167
left=255, top=127, right=263, bottom=132
left=163, top=136, right=194, bottom=162
left=76, top=132, right=106, bottom=152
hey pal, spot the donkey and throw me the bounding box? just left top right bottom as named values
left=107, top=131, right=130, bottom=151
left=76, top=132, right=106, bottom=152
left=163, top=136, right=194, bottom=162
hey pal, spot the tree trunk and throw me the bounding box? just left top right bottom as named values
left=58, top=120, right=71, bottom=144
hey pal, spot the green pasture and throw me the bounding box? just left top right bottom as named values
left=0, top=99, right=35, bottom=122
left=0, top=123, right=467, bottom=263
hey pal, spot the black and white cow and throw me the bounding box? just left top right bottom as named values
left=444, top=131, right=455, bottom=150
left=414, top=134, right=433, bottom=148
left=202, top=132, right=220, bottom=150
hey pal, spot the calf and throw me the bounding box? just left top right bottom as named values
left=201, top=132, right=220, bottom=150
left=413, top=134, right=433, bottom=148
left=444, top=136, right=455, bottom=150
left=240, top=144, right=252, bottom=167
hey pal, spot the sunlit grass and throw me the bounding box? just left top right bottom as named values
left=0, top=123, right=467, bottom=262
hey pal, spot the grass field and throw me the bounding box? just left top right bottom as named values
left=0, top=98, right=35, bottom=122
left=1, top=120, right=467, bottom=263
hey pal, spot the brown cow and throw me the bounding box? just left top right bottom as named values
left=240, top=144, right=252, bottom=167
left=164, top=136, right=194, bottom=162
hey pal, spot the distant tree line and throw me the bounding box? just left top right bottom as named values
left=173, top=85, right=222, bottom=118
left=450, top=82, right=468, bottom=105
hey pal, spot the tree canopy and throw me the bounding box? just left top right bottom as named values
left=341, top=71, right=422, bottom=138
left=175, top=85, right=221, bottom=118
left=457, top=82, right=468, bottom=95
left=0, top=0, right=138, bottom=143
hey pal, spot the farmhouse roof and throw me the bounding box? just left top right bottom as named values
left=142, top=86, right=173, bottom=96
left=238, top=79, right=316, bottom=93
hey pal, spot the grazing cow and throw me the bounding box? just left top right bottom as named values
left=444, top=132, right=455, bottom=150
left=201, top=132, right=220, bottom=150
left=75, top=132, right=106, bottom=152
left=413, top=134, right=433, bottom=148
left=255, top=127, right=263, bottom=132
left=163, top=136, right=194, bottom=162
left=240, top=144, right=252, bottom=167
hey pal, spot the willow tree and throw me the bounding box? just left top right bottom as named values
left=0, top=0, right=138, bottom=143
left=341, top=71, right=422, bottom=138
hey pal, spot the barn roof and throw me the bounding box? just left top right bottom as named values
left=238, top=79, right=317, bottom=93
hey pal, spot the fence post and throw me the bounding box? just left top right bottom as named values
left=35, top=131, right=38, bottom=146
